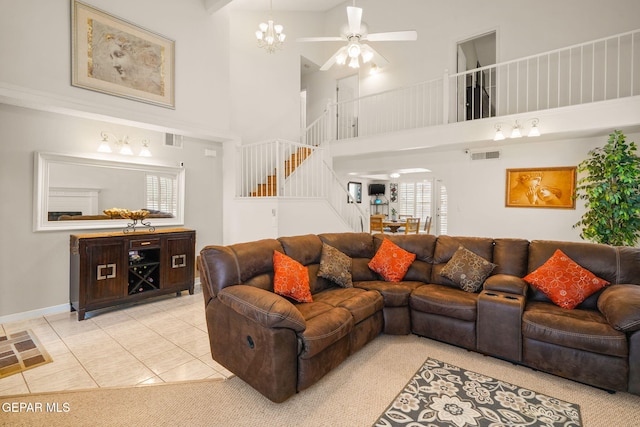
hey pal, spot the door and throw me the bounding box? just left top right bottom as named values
left=336, top=74, right=359, bottom=140
left=85, top=239, right=125, bottom=303
left=162, top=233, right=195, bottom=290
left=456, top=31, right=497, bottom=122
left=434, top=180, right=448, bottom=236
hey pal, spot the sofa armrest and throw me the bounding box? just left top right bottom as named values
left=598, top=284, right=640, bottom=332
left=483, top=274, right=528, bottom=296
left=217, top=285, right=306, bottom=332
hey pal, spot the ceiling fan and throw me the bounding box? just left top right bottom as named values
left=297, top=1, right=417, bottom=71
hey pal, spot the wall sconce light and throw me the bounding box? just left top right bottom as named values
left=98, top=131, right=151, bottom=157
left=493, top=118, right=540, bottom=141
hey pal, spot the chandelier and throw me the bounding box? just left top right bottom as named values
left=255, top=0, right=285, bottom=53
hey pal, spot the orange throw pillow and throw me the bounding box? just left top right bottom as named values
left=273, top=250, right=313, bottom=303
left=368, top=238, right=416, bottom=282
left=524, top=249, right=609, bottom=309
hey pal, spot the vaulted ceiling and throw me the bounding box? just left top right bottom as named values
left=204, top=0, right=345, bottom=14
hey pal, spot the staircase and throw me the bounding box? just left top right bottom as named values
left=284, top=146, right=313, bottom=178
left=249, top=146, right=314, bottom=197
left=250, top=172, right=277, bottom=197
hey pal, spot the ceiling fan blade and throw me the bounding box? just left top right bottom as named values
left=362, top=44, right=389, bottom=68
left=296, top=36, right=344, bottom=42
left=366, top=30, right=418, bottom=42
left=320, top=46, right=348, bottom=71
left=346, top=6, right=362, bottom=35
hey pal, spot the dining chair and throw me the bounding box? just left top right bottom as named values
left=404, top=217, right=421, bottom=234
left=419, top=216, right=432, bottom=234
left=370, top=216, right=386, bottom=234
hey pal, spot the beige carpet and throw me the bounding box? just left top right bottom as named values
left=1, top=334, right=638, bottom=426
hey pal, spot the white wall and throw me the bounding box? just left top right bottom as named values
left=335, top=130, right=640, bottom=242
left=228, top=11, right=326, bottom=144
left=0, top=104, right=223, bottom=320
left=0, top=0, right=230, bottom=319
left=0, top=0, right=232, bottom=140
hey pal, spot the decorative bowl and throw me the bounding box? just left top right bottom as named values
left=104, top=208, right=130, bottom=219
left=122, top=209, right=150, bottom=220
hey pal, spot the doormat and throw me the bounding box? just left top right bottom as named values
left=374, top=358, right=581, bottom=427
left=0, top=329, right=53, bottom=379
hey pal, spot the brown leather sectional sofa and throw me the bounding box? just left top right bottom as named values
left=198, top=233, right=640, bottom=403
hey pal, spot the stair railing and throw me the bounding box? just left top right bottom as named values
left=322, top=160, right=367, bottom=232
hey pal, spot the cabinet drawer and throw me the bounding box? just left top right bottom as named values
left=130, top=238, right=161, bottom=250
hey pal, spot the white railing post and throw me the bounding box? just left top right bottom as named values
left=442, top=69, right=450, bottom=124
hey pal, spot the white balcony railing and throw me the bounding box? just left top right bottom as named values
left=239, top=29, right=639, bottom=231
left=306, top=28, right=640, bottom=144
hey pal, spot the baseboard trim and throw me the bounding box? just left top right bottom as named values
left=0, top=304, right=69, bottom=326
left=0, top=279, right=201, bottom=326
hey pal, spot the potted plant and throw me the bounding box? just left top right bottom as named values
left=391, top=208, right=397, bottom=221
left=574, top=130, right=640, bottom=246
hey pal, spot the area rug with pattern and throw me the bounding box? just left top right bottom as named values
left=374, top=358, right=581, bottom=427
left=0, top=329, right=52, bottom=378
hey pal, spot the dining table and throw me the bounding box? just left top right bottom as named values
left=383, top=219, right=404, bottom=233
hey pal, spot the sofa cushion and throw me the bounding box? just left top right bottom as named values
left=410, top=284, right=477, bottom=321
left=368, top=238, right=416, bottom=282
left=524, top=249, right=609, bottom=309
left=317, top=243, right=353, bottom=288
left=297, top=307, right=354, bottom=359
left=355, top=281, right=424, bottom=307
left=273, top=251, right=313, bottom=303
left=523, top=301, right=627, bottom=357
left=440, top=246, right=497, bottom=292
left=314, top=288, right=383, bottom=324
left=374, top=234, right=435, bottom=282
left=598, top=284, right=640, bottom=332
left=278, top=234, right=323, bottom=265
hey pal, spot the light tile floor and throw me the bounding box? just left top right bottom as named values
left=0, top=286, right=232, bottom=397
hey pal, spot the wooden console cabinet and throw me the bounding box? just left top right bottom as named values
left=70, top=228, right=195, bottom=320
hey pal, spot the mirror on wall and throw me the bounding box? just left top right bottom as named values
left=347, top=181, right=362, bottom=203
left=34, top=152, right=185, bottom=231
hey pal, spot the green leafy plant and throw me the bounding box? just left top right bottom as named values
left=574, top=130, right=640, bottom=246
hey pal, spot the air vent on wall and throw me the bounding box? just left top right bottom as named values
left=470, top=150, right=501, bottom=160
left=165, top=133, right=184, bottom=148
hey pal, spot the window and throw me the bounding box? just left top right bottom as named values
left=438, top=183, right=448, bottom=235
left=398, top=179, right=448, bottom=235
left=398, top=181, right=432, bottom=222
left=145, top=174, right=177, bottom=215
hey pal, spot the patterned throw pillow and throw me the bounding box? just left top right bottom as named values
left=273, top=250, right=313, bottom=303
left=368, top=238, right=416, bottom=282
left=440, top=246, right=497, bottom=292
left=317, top=243, right=353, bottom=288
left=524, top=249, right=609, bottom=309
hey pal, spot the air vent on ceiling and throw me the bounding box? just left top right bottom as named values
left=165, top=133, right=184, bottom=148
left=471, top=150, right=501, bottom=160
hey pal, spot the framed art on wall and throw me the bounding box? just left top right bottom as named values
left=71, top=0, right=175, bottom=108
left=505, top=167, right=576, bottom=208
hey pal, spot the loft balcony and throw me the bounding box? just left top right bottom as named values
left=305, top=28, right=640, bottom=157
